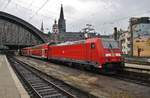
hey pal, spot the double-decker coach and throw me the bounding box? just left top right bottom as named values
left=21, top=47, right=31, bottom=56
left=21, top=43, right=49, bottom=59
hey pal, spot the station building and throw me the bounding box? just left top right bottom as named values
left=130, top=17, right=150, bottom=57
left=118, top=17, right=150, bottom=57
left=118, top=30, right=131, bottom=54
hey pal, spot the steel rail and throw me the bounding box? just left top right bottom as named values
left=8, top=57, right=77, bottom=98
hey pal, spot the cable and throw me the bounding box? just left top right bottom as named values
left=2, top=0, right=150, bottom=34
left=0, top=0, right=9, bottom=10
left=9, top=1, right=55, bottom=20
left=3, top=0, right=11, bottom=10
left=27, top=0, right=34, bottom=9
left=29, top=0, right=50, bottom=20
left=2, top=0, right=79, bottom=21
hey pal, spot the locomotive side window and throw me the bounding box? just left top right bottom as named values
left=91, top=43, right=95, bottom=49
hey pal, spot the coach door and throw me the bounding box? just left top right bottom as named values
left=47, top=47, right=51, bottom=59
left=42, top=49, right=45, bottom=57
left=28, top=50, right=30, bottom=56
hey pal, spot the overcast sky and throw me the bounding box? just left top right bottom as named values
left=0, top=0, right=150, bottom=35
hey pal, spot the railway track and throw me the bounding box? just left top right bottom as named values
left=33, top=57, right=150, bottom=87
left=7, top=56, right=94, bottom=98
left=58, top=61, right=150, bottom=87
left=113, top=70, right=150, bottom=87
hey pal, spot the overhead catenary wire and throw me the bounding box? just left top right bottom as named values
left=6, top=1, right=55, bottom=21
left=3, top=0, right=11, bottom=11
left=1, top=0, right=85, bottom=21
left=29, top=0, right=50, bottom=20
left=27, top=0, right=34, bottom=9
left=0, top=0, right=9, bottom=10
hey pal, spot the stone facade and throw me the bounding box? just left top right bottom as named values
left=119, top=30, right=131, bottom=54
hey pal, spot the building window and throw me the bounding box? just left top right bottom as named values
left=127, top=44, right=131, bottom=48
left=127, top=37, right=130, bottom=41
left=136, top=40, right=140, bottom=42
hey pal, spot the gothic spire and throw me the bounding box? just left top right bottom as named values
left=58, top=4, right=66, bottom=33
left=60, top=4, right=64, bottom=19
left=41, top=21, right=44, bottom=32
left=54, top=19, right=57, bottom=24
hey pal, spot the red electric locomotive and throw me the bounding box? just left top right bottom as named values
left=21, top=38, right=124, bottom=73
left=48, top=38, right=124, bottom=72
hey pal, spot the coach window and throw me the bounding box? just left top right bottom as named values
left=45, top=50, right=48, bottom=53
left=91, top=43, right=95, bottom=49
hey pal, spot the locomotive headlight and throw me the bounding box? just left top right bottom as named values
left=105, top=53, right=111, bottom=57
left=115, top=53, right=121, bottom=56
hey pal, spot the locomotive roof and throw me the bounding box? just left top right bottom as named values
left=53, top=38, right=102, bottom=46
left=54, top=40, right=86, bottom=46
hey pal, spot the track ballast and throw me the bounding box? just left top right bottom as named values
left=7, top=56, right=93, bottom=98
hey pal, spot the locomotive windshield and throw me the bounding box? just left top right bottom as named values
left=102, top=39, right=118, bottom=48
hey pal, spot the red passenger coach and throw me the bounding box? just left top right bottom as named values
left=30, top=43, right=49, bottom=59
left=21, top=47, right=31, bottom=56
left=21, top=43, right=49, bottom=59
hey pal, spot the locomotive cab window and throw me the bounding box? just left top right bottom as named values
left=91, top=43, right=95, bottom=49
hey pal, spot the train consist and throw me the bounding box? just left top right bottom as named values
left=21, top=38, right=124, bottom=73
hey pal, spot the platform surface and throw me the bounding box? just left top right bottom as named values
left=0, top=55, right=29, bottom=98
left=125, top=63, right=150, bottom=70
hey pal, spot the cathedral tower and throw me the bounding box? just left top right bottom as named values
left=40, top=21, right=44, bottom=32
left=52, top=20, right=59, bottom=33
left=58, top=4, right=66, bottom=33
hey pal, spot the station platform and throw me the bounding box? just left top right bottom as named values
left=0, top=55, right=29, bottom=98
left=125, top=63, right=150, bottom=70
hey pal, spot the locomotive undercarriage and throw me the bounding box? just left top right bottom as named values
left=102, top=62, right=125, bottom=73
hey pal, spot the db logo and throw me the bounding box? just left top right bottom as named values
left=62, top=50, right=65, bottom=54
